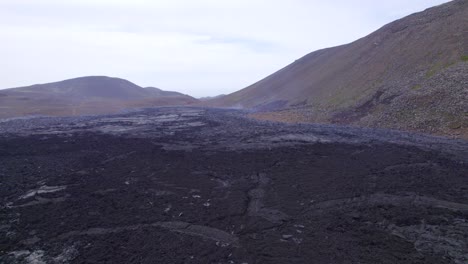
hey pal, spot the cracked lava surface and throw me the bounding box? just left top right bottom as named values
left=1, top=107, right=467, bottom=264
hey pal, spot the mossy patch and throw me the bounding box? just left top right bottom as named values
left=426, top=62, right=443, bottom=78
left=461, top=55, right=468, bottom=62
left=448, top=122, right=461, bottom=129
left=426, top=65, right=438, bottom=78
left=411, top=84, right=422, bottom=90
left=425, top=61, right=456, bottom=78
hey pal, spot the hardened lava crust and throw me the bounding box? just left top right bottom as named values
left=1, top=108, right=467, bottom=264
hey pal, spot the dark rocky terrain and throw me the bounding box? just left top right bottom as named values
left=1, top=107, right=467, bottom=263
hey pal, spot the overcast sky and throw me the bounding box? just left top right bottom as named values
left=0, top=0, right=450, bottom=97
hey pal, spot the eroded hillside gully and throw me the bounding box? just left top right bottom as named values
left=1, top=107, right=467, bottom=264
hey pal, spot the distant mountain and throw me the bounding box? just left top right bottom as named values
left=209, top=0, right=468, bottom=138
left=2, top=76, right=150, bottom=100
left=0, top=76, right=198, bottom=118
left=145, top=87, right=194, bottom=99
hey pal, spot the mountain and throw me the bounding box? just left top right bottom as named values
left=209, top=0, right=468, bottom=138
left=0, top=76, right=198, bottom=118
left=145, top=87, right=193, bottom=99
left=2, top=76, right=150, bottom=101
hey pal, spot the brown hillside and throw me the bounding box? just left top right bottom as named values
left=0, top=76, right=198, bottom=118
left=210, top=0, right=468, bottom=138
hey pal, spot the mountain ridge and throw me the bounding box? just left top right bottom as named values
left=0, top=76, right=198, bottom=118
left=208, top=0, right=467, bottom=138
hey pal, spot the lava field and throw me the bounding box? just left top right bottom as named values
left=1, top=108, right=467, bottom=264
